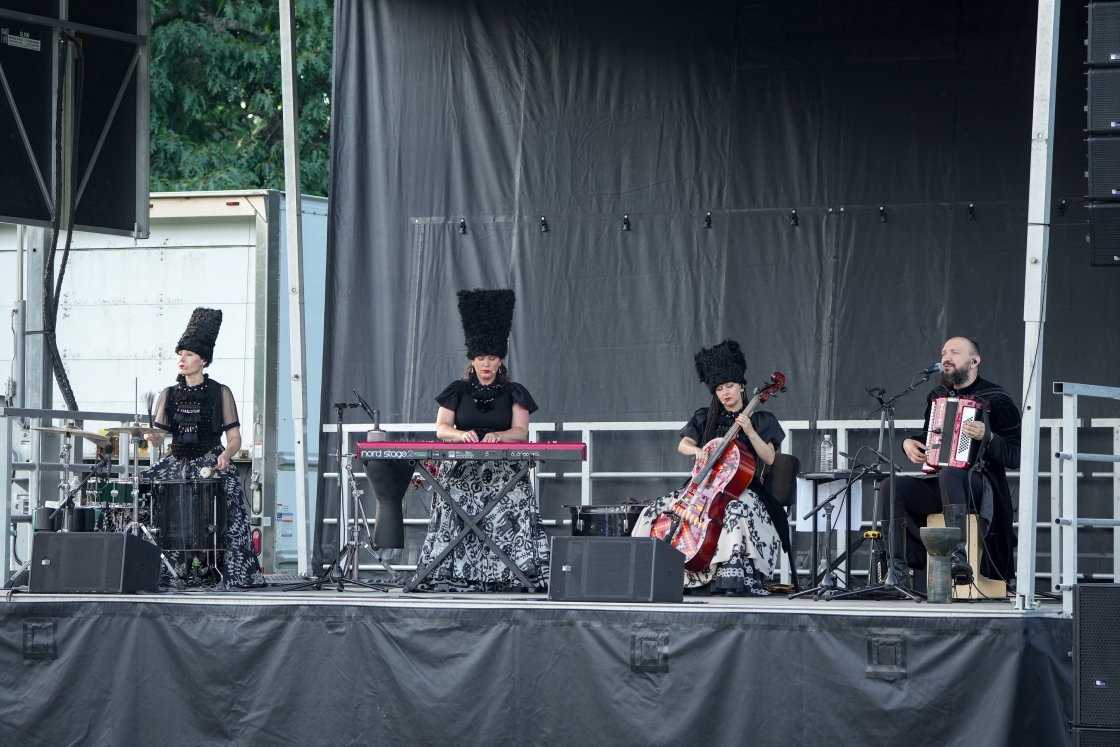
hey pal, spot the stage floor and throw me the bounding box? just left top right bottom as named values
left=0, top=586, right=1072, bottom=747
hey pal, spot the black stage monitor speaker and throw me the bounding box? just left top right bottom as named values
left=1089, top=203, right=1120, bottom=267
left=1088, top=70, right=1120, bottom=135
left=548, top=537, right=684, bottom=603
left=29, top=532, right=160, bottom=593
left=1075, top=585, right=1120, bottom=729
left=1089, top=138, right=1120, bottom=198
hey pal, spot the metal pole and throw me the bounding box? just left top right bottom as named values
left=12, top=225, right=26, bottom=409
left=1014, top=0, right=1060, bottom=611
left=278, top=0, right=311, bottom=577
left=3, top=416, right=12, bottom=582
left=1061, top=393, right=1078, bottom=617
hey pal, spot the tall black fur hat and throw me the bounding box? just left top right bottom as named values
left=175, top=307, right=223, bottom=366
left=694, top=339, right=747, bottom=393
left=457, top=288, right=515, bottom=359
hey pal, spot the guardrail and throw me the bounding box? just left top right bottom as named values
left=1050, top=382, right=1120, bottom=616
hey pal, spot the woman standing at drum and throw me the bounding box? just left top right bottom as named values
left=414, top=288, right=549, bottom=591
left=632, top=340, right=784, bottom=596
left=142, top=307, right=265, bottom=588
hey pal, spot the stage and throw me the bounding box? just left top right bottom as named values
left=0, top=587, right=1072, bottom=746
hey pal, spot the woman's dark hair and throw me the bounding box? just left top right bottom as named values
left=461, top=361, right=510, bottom=385
left=700, top=393, right=723, bottom=445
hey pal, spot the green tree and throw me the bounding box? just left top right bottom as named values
left=149, top=0, right=332, bottom=196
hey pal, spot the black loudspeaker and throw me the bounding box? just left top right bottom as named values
left=1075, top=585, right=1120, bottom=730
left=1089, top=203, right=1120, bottom=267
left=1090, top=2, right=1120, bottom=67
left=1088, top=71, right=1120, bottom=136
left=1074, top=728, right=1120, bottom=747
left=1089, top=138, right=1120, bottom=199
left=29, top=532, right=160, bottom=593
left=548, top=537, right=684, bottom=603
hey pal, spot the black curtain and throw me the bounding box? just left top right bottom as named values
left=319, top=0, right=1119, bottom=561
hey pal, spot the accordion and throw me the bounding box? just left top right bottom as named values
left=922, top=396, right=985, bottom=473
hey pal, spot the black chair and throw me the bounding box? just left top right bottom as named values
left=757, top=453, right=801, bottom=591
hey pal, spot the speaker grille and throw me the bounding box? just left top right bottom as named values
left=1091, top=3, right=1120, bottom=67
left=1089, top=71, right=1120, bottom=134
left=1090, top=139, right=1120, bottom=200
left=1077, top=586, right=1120, bottom=727
left=1089, top=203, right=1120, bottom=267
left=1077, top=728, right=1120, bottom=747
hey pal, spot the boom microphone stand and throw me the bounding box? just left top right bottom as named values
left=284, top=401, right=389, bottom=592
left=831, top=368, right=936, bottom=603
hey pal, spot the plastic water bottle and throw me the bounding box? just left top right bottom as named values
left=820, top=434, right=834, bottom=473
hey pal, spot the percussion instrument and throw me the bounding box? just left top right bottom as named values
left=104, top=425, right=165, bottom=437
left=94, top=478, right=142, bottom=507
left=923, top=396, right=985, bottom=473
left=567, top=503, right=649, bottom=536
left=30, top=424, right=110, bottom=443
left=150, top=478, right=226, bottom=553
left=649, top=373, right=786, bottom=572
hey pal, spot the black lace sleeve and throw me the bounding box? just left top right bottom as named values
left=506, top=382, right=539, bottom=415
left=153, top=387, right=173, bottom=431
left=435, top=380, right=464, bottom=411
left=219, top=385, right=240, bottom=431
left=751, top=410, right=786, bottom=449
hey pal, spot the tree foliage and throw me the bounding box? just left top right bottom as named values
left=149, top=0, right=332, bottom=196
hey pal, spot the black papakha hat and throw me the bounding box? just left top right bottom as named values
left=457, top=288, right=515, bottom=359
left=694, top=339, right=747, bottom=393
left=175, top=307, right=223, bottom=366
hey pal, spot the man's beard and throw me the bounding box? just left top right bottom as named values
left=939, top=365, right=969, bottom=389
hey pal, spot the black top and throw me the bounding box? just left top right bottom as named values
left=153, top=375, right=240, bottom=458
left=435, top=380, right=538, bottom=437
left=913, top=375, right=1022, bottom=580
left=680, top=407, right=786, bottom=464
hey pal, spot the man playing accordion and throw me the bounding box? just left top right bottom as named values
left=879, top=337, right=1021, bottom=590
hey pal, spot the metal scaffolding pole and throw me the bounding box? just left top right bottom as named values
left=1015, top=0, right=1061, bottom=610
left=278, top=0, right=311, bottom=577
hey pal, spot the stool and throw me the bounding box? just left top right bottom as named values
left=925, top=513, right=1006, bottom=600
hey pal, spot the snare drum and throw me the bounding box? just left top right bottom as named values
left=93, top=478, right=140, bottom=507
left=566, top=503, right=649, bottom=537
left=150, top=478, right=226, bottom=552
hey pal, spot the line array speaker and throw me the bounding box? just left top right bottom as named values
left=1074, top=585, right=1120, bottom=731
left=28, top=532, right=160, bottom=593
left=548, top=537, right=684, bottom=603
left=1087, top=3, right=1120, bottom=266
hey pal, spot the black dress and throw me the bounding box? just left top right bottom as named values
left=632, top=406, right=785, bottom=595
left=414, top=378, right=549, bottom=590
left=141, top=375, right=265, bottom=588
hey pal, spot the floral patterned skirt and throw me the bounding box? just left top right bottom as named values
left=414, top=460, right=549, bottom=591
left=632, top=487, right=781, bottom=595
left=101, top=446, right=265, bottom=588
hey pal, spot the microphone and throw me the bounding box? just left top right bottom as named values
left=352, top=389, right=378, bottom=424
left=918, top=363, right=944, bottom=376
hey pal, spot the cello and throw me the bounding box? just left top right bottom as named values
left=650, top=372, right=786, bottom=572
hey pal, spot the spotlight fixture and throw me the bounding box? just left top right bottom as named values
left=541, top=216, right=548, bottom=232
left=967, top=203, right=975, bottom=221
left=703, top=212, right=712, bottom=229
left=1058, top=199, right=1066, bottom=217
left=879, top=206, right=887, bottom=223
left=790, top=209, right=798, bottom=227
left=622, top=214, right=631, bottom=231
left=459, top=218, right=467, bottom=234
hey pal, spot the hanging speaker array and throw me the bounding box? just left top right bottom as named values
left=1088, top=2, right=1120, bottom=266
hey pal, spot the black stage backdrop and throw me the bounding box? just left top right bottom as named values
left=320, top=1, right=1119, bottom=557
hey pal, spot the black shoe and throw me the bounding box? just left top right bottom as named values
left=943, top=504, right=974, bottom=585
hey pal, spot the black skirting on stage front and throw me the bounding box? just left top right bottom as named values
left=0, top=596, right=1071, bottom=746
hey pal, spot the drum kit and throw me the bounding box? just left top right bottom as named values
left=28, top=421, right=229, bottom=589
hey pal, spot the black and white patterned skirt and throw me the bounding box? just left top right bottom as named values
left=102, top=446, right=265, bottom=588
left=414, top=460, right=549, bottom=591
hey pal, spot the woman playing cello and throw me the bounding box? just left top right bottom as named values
left=632, top=340, right=783, bottom=595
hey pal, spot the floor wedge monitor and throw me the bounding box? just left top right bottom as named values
left=548, top=536, right=684, bottom=603
left=29, top=532, right=160, bottom=594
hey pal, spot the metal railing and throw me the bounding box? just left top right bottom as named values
left=1050, top=382, right=1120, bottom=616
left=2, top=406, right=146, bottom=583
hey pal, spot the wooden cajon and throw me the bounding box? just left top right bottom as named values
left=925, top=513, right=1007, bottom=600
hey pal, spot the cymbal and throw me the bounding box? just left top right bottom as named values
left=104, top=425, right=164, bottom=437
left=30, top=425, right=110, bottom=442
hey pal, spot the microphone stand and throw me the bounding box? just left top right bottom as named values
left=788, top=457, right=883, bottom=601
left=831, top=370, right=934, bottom=603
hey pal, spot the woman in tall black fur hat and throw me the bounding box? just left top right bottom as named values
left=138, top=307, right=265, bottom=588
left=414, top=288, right=549, bottom=591
left=632, top=340, right=784, bottom=595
